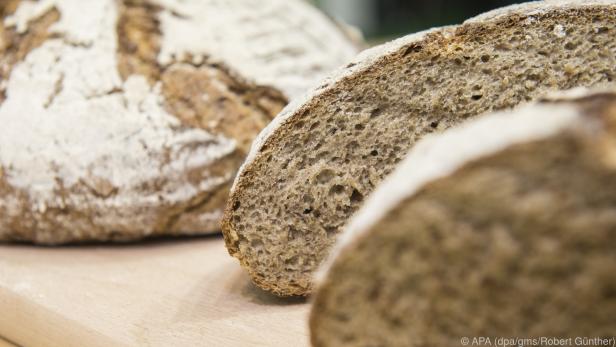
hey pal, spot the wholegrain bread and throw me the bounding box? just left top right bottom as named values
left=310, top=90, right=616, bottom=347
left=0, top=0, right=359, bottom=244
left=222, top=0, right=616, bottom=296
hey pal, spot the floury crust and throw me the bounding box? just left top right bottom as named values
left=0, top=0, right=359, bottom=244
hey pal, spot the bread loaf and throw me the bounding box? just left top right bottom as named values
left=223, top=0, right=616, bottom=296
left=310, top=90, right=616, bottom=346
left=0, top=0, right=360, bottom=244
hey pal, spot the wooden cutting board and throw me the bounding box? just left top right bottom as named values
left=0, top=236, right=310, bottom=347
left=0, top=336, right=16, bottom=347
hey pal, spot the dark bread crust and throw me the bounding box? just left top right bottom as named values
left=0, top=1, right=59, bottom=105
left=223, top=1, right=616, bottom=296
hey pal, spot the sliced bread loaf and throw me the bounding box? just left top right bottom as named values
left=222, top=0, right=616, bottom=296
left=0, top=0, right=360, bottom=244
left=311, top=90, right=616, bottom=347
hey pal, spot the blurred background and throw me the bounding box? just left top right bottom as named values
left=311, top=0, right=521, bottom=42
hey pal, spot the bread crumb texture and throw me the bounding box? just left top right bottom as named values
left=223, top=0, right=616, bottom=296
left=310, top=93, right=616, bottom=347
left=0, top=0, right=359, bottom=244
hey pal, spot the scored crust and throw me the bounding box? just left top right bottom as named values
left=222, top=0, right=616, bottom=296
left=310, top=91, right=616, bottom=346
left=0, top=0, right=359, bottom=244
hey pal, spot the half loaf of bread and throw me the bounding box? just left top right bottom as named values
left=311, top=90, right=616, bottom=347
left=223, top=0, right=616, bottom=296
left=0, top=0, right=360, bottom=244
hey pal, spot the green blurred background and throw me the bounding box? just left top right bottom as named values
left=311, top=0, right=523, bottom=41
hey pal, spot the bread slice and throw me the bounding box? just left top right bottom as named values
left=0, top=0, right=359, bottom=244
left=310, top=90, right=616, bottom=347
left=222, top=0, right=616, bottom=296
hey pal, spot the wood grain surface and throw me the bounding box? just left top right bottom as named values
left=0, top=236, right=309, bottom=347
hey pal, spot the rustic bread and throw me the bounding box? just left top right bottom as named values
left=222, top=0, right=616, bottom=296
left=0, top=0, right=360, bottom=244
left=311, top=90, right=616, bottom=347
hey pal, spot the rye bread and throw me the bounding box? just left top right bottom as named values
left=0, top=0, right=359, bottom=244
left=310, top=90, right=616, bottom=346
left=222, top=0, right=616, bottom=296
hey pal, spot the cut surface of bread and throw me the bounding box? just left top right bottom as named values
left=222, top=0, right=616, bottom=296
left=0, top=0, right=359, bottom=244
left=311, top=91, right=616, bottom=347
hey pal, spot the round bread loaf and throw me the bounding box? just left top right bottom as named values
left=222, top=0, right=616, bottom=296
left=0, top=0, right=360, bottom=244
left=311, top=90, right=616, bottom=347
